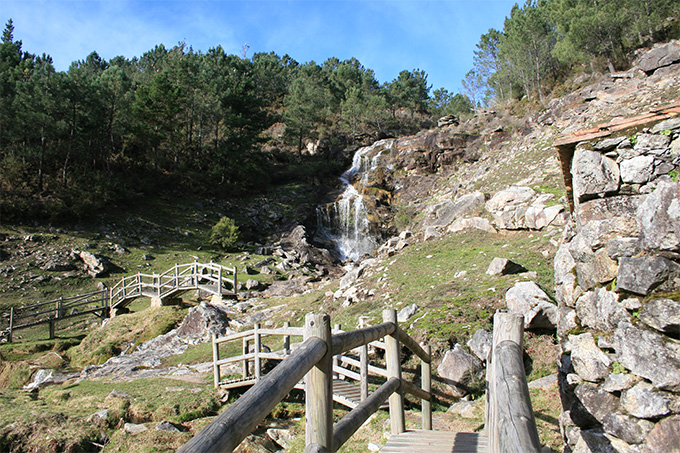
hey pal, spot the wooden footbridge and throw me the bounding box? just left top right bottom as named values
left=180, top=310, right=542, bottom=453
left=0, top=261, right=237, bottom=342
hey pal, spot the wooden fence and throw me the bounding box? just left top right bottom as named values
left=178, top=309, right=433, bottom=452
left=1, top=261, right=237, bottom=342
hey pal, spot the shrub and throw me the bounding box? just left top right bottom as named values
left=210, top=217, right=241, bottom=250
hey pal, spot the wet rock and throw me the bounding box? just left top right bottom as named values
left=505, top=281, right=557, bottom=330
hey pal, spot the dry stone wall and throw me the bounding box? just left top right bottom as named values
left=555, top=117, right=680, bottom=452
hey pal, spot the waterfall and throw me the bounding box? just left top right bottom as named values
left=316, top=140, right=394, bottom=261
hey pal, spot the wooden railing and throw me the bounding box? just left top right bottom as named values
left=178, top=309, right=432, bottom=452
left=2, top=290, right=109, bottom=342
left=109, top=261, right=238, bottom=310
left=1, top=261, right=237, bottom=342
left=486, top=310, right=541, bottom=453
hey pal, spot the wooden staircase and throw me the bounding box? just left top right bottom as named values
left=184, top=310, right=542, bottom=453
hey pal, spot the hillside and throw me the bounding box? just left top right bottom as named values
left=0, top=41, right=679, bottom=452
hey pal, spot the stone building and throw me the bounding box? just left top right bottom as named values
left=553, top=103, right=680, bottom=452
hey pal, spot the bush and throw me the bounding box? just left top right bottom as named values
left=210, top=217, right=241, bottom=250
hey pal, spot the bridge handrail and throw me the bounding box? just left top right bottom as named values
left=486, top=310, right=541, bottom=453
left=187, top=309, right=432, bottom=452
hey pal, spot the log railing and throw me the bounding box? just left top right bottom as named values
left=486, top=310, right=541, bottom=453
left=179, top=309, right=432, bottom=452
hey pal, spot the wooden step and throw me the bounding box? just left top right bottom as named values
left=381, top=430, right=488, bottom=453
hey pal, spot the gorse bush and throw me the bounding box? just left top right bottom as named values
left=210, top=217, right=241, bottom=250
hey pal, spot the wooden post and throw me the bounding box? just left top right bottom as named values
left=8, top=307, right=14, bottom=343
left=333, top=323, right=340, bottom=379
left=488, top=310, right=527, bottom=453
left=254, top=323, right=261, bottom=380
left=233, top=267, right=238, bottom=300
left=421, top=343, right=432, bottom=430
left=304, top=313, right=332, bottom=450
left=360, top=343, right=369, bottom=402
left=383, top=309, right=405, bottom=435
left=56, top=297, right=63, bottom=319
left=284, top=321, right=291, bottom=355
left=212, top=332, right=220, bottom=388
left=217, top=265, right=222, bottom=296
left=243, top=338, right=249, bottom=378
left=49, top=319, right=55, bottom=339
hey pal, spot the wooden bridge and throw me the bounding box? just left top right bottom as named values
left=0, top=261, right=237, bottom=342
left=179, top=309, right=542, bottom=453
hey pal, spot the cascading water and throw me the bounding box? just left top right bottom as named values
left=316, top=140, right=394, bottom=261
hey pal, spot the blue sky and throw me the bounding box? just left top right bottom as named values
left=1, top=0, right=517, bottom=93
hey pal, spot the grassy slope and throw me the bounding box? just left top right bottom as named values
left=0, top=123, right=566, bottom=451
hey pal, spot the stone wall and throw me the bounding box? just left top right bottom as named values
left=554, top=116, right=680, bottom=452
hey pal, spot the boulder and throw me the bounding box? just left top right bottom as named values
left=602, top=412, right=654, bottom=445
left=467, top=329, right=492, bottom=361
left=620, top=155, right=656, bottom=184
left=642, top=416, right=680, bottom=453
left=447, top=217, right=497, bottom=234
left=638, top=298, right=680, bottom=335
left=436, top=344, right=483, bottom=397
left=638, top=41, right=680, bottom=75
left=397, top=304, right=418, bottom=323
left=574, top=288, right=628, bottom=334
left=505, top=281, right=558, bottom=330
left=574, top=383, right=620, bottom=424
left=485, top=186, right=535, bottom=212
left=601, top=373, right=640, bottom=393
left=77, top=250, right=109, bottom=277
left=613, top=322, right=680, bottom=391
left=245, top=279, right=261, bottom=291
left=571, top=149, right=620, bottom=202
left=486, top=257, right=527, bottom=276
left=174, top=303, right=231, bottom=338
left=156, top=421, right=180, bottom=433
left=575, top=195, right=643, bottom=229
left=606, top=237, right=640, bottom=259
left=124, top=423, right=148, bottom=435
left=634, top=133, right=672, bottom=155
left=569, top=333, right=612, bottom=382
left=616, top=256, right=680, bottom=295
left=637, top=181, right=680, bottom=252
left=621, top=382, right=673, bottom=419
